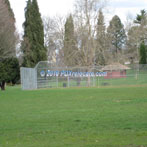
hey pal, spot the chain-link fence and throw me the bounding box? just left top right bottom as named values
left=20, top=67, right=37, bottom=90
left=20, top=62, right=147, bottom=90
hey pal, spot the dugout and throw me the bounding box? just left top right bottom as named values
left=101, top=63, right=130, bottom=79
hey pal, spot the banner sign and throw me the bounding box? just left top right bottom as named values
left=40, top=70, right=107, bottom=77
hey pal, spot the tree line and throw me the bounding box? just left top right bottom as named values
left=0, top=0, right=147, bottom=90
left=42, top=0, right=147, bottom=67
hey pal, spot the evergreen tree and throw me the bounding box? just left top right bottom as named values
left=22, top=0, right=33, bottom=67
left=134, top=9, right=147, bottom=25
left=63, top=14, right=77, bottom=66
left=95, top=9, right=106, bottom=65
left=31, top=0, right=47, bottom=62
left=107, top=15, right=126, bottom=54
left=139, top=41, right=147, bottom=64
left=22, top=0, right=47, bottom=67
left=0, top=57, right=20, bottom=90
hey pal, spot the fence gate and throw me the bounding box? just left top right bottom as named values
left=20, top=67, right=37, bottom=90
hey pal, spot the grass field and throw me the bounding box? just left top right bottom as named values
left=0, top=86, right=147, bottom=146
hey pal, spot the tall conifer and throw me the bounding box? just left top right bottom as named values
left=107, top=15, right=126, bottom=54
left=95, top=9, right=106, bottom=65
left=63, top=14, right=77, bottom=66
left=22, top=0, right=47, bottom=67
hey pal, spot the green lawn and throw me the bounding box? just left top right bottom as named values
left=0, top=86, right=147, bottom=146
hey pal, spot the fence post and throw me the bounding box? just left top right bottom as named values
left=67, top=76, right=70, bottom=88
left=56, top=76, right=58, bottom=88
left=93, top=77, right=95, bottom=87
left=98, top=76, right=100, bottom=88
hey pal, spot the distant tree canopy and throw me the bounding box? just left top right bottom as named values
left=21, top=0, right=47, bottom=68
left=2, top=0, right=147, bottom=72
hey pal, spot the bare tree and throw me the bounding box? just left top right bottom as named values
left=126, top=26, right=141, bottom=63
left=126, top=10, right=147, bottom=63
left=73, top=0, right=107, bottom=85
left=73, top=0, right=107, bottom=66
left=43, top=15, right=65, bottom=66
left=125, top=12, right=134, bottom=32
left=0, top=0, right=16, bottom=59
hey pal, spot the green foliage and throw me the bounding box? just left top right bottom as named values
left=107, top=15, right=126, bottom=53
left=0, top=58, right=20, bottom=85
left=0, top=86, right=147, bottom=146
left=22, top=0, right=47, bottom=67
left=139, top=41, right=147, bottom=64
left=6, top=58, right=20, bottom=84
left=0, top=61, right=7, bottom=82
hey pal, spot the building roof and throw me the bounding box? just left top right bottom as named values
left=101, top=63, right=130, bottom=71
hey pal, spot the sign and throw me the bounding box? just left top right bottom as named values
left=40, top=70, right=107, bottom=77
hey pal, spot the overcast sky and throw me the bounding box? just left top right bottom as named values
left=9, top=0, right=147, bottom=33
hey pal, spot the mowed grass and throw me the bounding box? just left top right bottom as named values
left=0, top=86, right=147, bottom=147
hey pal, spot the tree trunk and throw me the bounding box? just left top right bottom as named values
left=1, top=81, right=5, bottom=91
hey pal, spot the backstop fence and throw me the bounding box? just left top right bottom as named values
left=20, top=61, right=147, bottom=90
